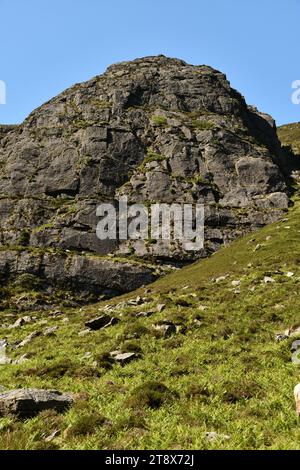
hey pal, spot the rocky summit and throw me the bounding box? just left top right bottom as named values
left=0, top=56, right=291, bottom=299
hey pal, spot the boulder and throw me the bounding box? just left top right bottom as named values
left=294, top=383, right=300, bottom=417
left=85, top=315, right=120, bottom=330
left=112, top=352, right=137, bottom=365
left=0, top=389, right=73, bottom=418
left=154, top=321, right=177, bottom=338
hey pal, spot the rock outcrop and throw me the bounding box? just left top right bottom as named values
left=0, top=55, right=290, bottom=297
left=0, top=389, right=73, bottom=418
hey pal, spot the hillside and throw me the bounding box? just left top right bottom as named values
left=1, top=184, right=300, bottom=450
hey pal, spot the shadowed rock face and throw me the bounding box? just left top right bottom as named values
left=0, top=56, right=289, bottom=296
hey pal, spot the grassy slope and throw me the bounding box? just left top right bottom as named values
left=278, top=122, right=300, bottom=155
left=1, top=186, right=300, bottom=450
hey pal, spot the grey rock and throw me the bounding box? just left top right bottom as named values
left=85, top=315, right=120, bottom=330
left=0, top=389, right=73, bottom=418
left=9, top=318, right=26, bottom=329
left=78, top=329, right=92, bottom=337
left=127, top=296, right=144, bottom=306
left=157, top=304, right=166, bottom=313
left=82, top=352, right=92, bottom=359
left=45, top=430, right=61, bottom=442
left=13, top=354, right=29, bottom=365
left=290, top=326, right=300, bottom=337
left=135, top=311, right=154, bottom=318
left=275, top=333, right=289, bottom=342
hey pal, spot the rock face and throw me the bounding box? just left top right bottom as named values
left=0, top=389, right=73, bottom=418
left=0, top=55, right=290, bottom=296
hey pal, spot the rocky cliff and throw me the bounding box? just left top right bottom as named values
left=0, top=56, right=290, bottom=300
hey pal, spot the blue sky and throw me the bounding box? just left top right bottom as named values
left=0, top=0, right=299, bottom=125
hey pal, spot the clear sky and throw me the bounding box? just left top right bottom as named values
left=0, top=0, right=299, bottom=126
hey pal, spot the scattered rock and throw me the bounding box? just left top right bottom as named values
left=113, top=352, right=137, bottom=365
left=275, top=333, right=289, bottom=342
left=294, top=383, right=300, bottom=416
left=290, top=326, right=300, bottom=337
left=85, top=315, right=120, bottom=331
left=78, top=329, right=92, bottom=337
left=215, top=276, right=227, bottom=283
left=175, top=324, right=187, bottom=334
left=0, top=340, right=10, bottom=365
left=45, top=430, right=61, bottom=442
left=263, top=276, right=275, bottom=284
left=0, top=389, right=73, bottom=418
left=0, top=56, right=290, bottom=299
left=9, top=318, right=27, bottom=329
left=157, top=304, right=166, bottom=313
left=291, top=340, right=300, bottom=354
left=16, top=331, right=42, bottom=349
left=286, top=272, right=294, bottom=278
left=13, top=354, right=29, bottom=365
left=198, top=305, right=208, bottom=311
left=193, top=317, right=203, bottom=327
left=50, top=311, right=64, bottom=317
left=231, top=280, right=241, bottom=287
left=127, top=296, right=144, bottom=306
left=110, top=350, right=122, bottom=357
left=135, top=311, right=154, bottom=318
left=254, top=244, right=261, bottom=252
